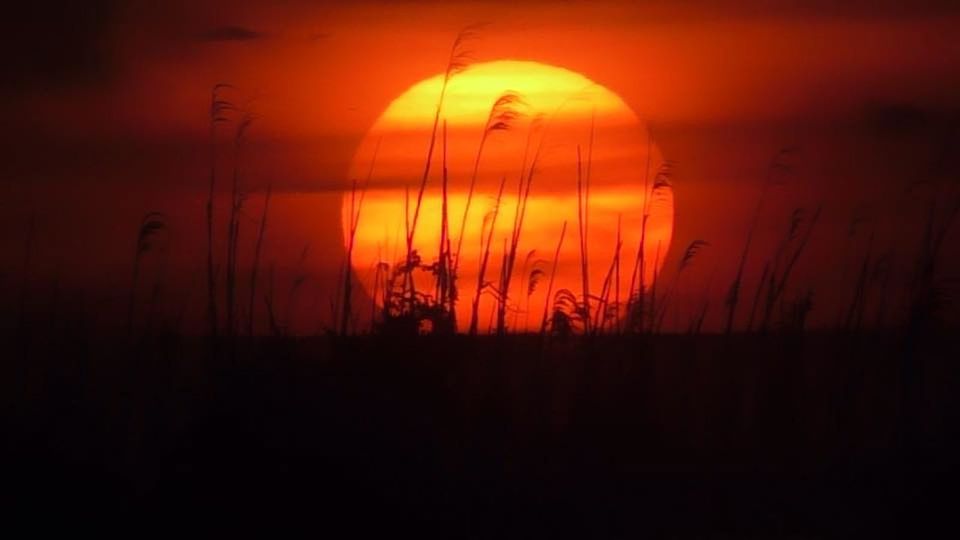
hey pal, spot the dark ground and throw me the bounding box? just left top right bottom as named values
left=3, top=331, right=959, bottom=537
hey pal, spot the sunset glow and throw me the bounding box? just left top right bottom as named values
left=9, top=2, right=960, bottom=534
left=344, top=60, right=673, bottom=332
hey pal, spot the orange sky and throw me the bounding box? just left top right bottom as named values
left=2, top=0, right=959, bottom=332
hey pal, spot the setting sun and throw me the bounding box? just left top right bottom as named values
left=345, top=60, right=673, bottom=333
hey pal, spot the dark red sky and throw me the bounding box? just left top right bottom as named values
left=2, top=0, right=958, bottom=332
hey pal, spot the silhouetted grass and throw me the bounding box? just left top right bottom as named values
left=206, top=83, right=235, bottom=342
left=496, top=116, right=542, bottom=334
left=626, top=159, right=673, bottom=335
left=539, top=221, right=567, bottom=335
left=340, top=139, right=379, bottom=335
left=469, top=176, right=507, bottom=335
left=724, top=147, right=795, bottom=335
left=126, top=212, right=166, bottom=339
left=248, top=179, right=272, bottom=337
left=452, top=91, right=524, bottom=277
left=405, top=25, right=482, bottom=309
left=6, top=45, right=960, bottom=536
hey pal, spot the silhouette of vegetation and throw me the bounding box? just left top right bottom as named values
left=224, top=110, right=254, bottom=342
left=625, top=159, right=673, bottom=334
left=402, top=24, right=483, bottom=318
left=724, top=147, right=796, bottom=335
left=340, top=139, right=379, bottom=336
left=206, top=83, right=235, bottom=342
left=5, top=26, right=960, bottom=539
left=453, top=91, right=525, bottom=277
left=127, top=212, right=167, bottom=339
left=653, top=239, right=709, bottom=333
left=248, top=179, right=272, bottom=337
left=469, top=176, right=507, bottom=335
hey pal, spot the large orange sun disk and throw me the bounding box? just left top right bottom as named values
left=345, top=60, right=673, bottom=332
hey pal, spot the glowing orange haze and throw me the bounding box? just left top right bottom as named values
left=344, top=60, right=673, bottom=332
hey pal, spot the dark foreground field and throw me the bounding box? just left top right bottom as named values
left=3, top=331, right=959, bottom=537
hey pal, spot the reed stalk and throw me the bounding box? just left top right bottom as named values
left=206, top=84, right=235, bottom=341
left=225, top=112, right=254, bottom=341
left=539, top=221, right=568, bottom=336
left=248, top=180, right=272, bottom=337
left=341, top=139, right=380, bottom=335
left=576, top=145, right=590, bottom=334
left=453, top=92, right=524, bottom=275
left=127, top=212, right=166, bottom=339
left=614, top=214, right=622, bottom=334
left=724, top=148, right=794, bottom=335
left=405, top=26, right=480, bottom=307
left=653, top=240, right=709, bottom=333
left=469, top=175, right=507, bottom=335
left=437, top=121, right=453, bottom=325
left=759, top=205, right=821, bottom=333
left=496, top=127, right=542, bottom=334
